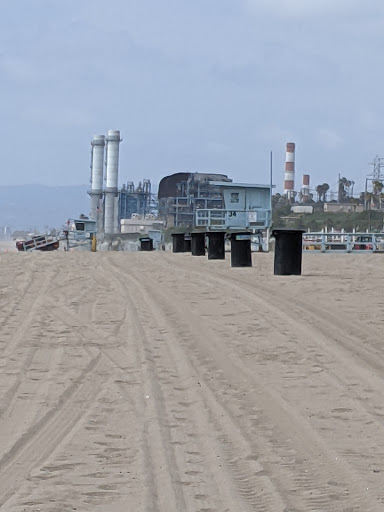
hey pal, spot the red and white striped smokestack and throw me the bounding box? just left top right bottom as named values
left=302, top=174, right=310, bottom=202
left=284, top=142, right=295, bottom=198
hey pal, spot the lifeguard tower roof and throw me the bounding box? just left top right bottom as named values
left=209, top=181, right=275, bottom=189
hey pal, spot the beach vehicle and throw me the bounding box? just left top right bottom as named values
left=352, top=235, right=374, bottom=251
left=302, top=232, right=384, bottom=252
left=16, top=234, right=60, bottom=252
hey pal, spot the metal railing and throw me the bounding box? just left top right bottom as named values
left=67, top=231, right=88, bottom=241
left=303, top=232, right=384, bottom=253
left=195, top=209, right=271, bottom=229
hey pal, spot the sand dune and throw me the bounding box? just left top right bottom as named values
left=0, top=250, right=383, bottom=511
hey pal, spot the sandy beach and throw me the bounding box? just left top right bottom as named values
left=0, top=249, right=383, bottom=511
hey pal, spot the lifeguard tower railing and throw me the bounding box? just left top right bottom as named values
left=303, top=232, right=384, bottom=253
left=195, top=208, right=271, bottom=230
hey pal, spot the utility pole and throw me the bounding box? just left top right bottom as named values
left=266, top=150, right=273, bottom=250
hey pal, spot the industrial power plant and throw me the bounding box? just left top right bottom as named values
left=87, top=130, right=158, bottom=241
left=84, top=130, right=273, bottom=250
left=10, top=129, right=383, bottom=253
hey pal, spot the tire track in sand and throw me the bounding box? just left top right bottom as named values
left=106, top=258, right=283, bottom=512
left=0, top=352, right=108, bottom=507
left=158, top=255, right=384, bottom=505
left=4, top=260, right=145, bottom=512
left=41, top=275, right=173, bottom=512
left=108, top=257, right=297, bottom=511
left=0, top=263, right=92, bottom=439
left=0, top=257, right=41, bottom=333
left=0, top=259, right=53, bottom=358
left=111, top=254, right=382, bottom=512
left=0, top=262, right=58, bottom=433
left=101, top=261, right=189, bottom=512
left=165, top=255, right=384, bottom=423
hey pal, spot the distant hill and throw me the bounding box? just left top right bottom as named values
left=0, top=184, right=90, bottom=232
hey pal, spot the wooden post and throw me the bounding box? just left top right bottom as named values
left=91, top=234, right=97, bottom=252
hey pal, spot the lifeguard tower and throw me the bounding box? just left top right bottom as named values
left=193, top=181, right=273, bottom=262
left=63, top=218, right=97, bottom=250
left=195, top=181, right=272, bottom=232
left=66, top=218, right=97, bottom=241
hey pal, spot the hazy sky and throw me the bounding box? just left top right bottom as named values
left=1, top=0, right=384, bottom=195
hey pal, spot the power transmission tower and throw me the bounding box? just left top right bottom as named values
left=369, top=156, right=384, bottom=181
left=365, top=156, right=384, bottom=210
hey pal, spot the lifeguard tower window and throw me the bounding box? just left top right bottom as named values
left=75, top=222, right=85, bottom=231
left=231, top=193, right=240, bottom=203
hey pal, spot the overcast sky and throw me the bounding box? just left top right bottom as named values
left=1, top=0, right=384, bottom=195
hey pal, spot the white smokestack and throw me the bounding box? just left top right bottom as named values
left=89, top=135, right=105, bottom=225
left=104, top=130, right=121, bottom=234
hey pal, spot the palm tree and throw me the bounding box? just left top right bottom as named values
left=322, top=183, right=330, bottom=202
left=316, top=183, right=330, bottom=202
left=338, top=177, right=347, bottom=202
left=339, top=176, right=353, bottom=202
left=372, top=181, right=384, bottom=209
left=365, top=191, right=373, bottom=210
left=350, top=180, right=355, bottom=198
